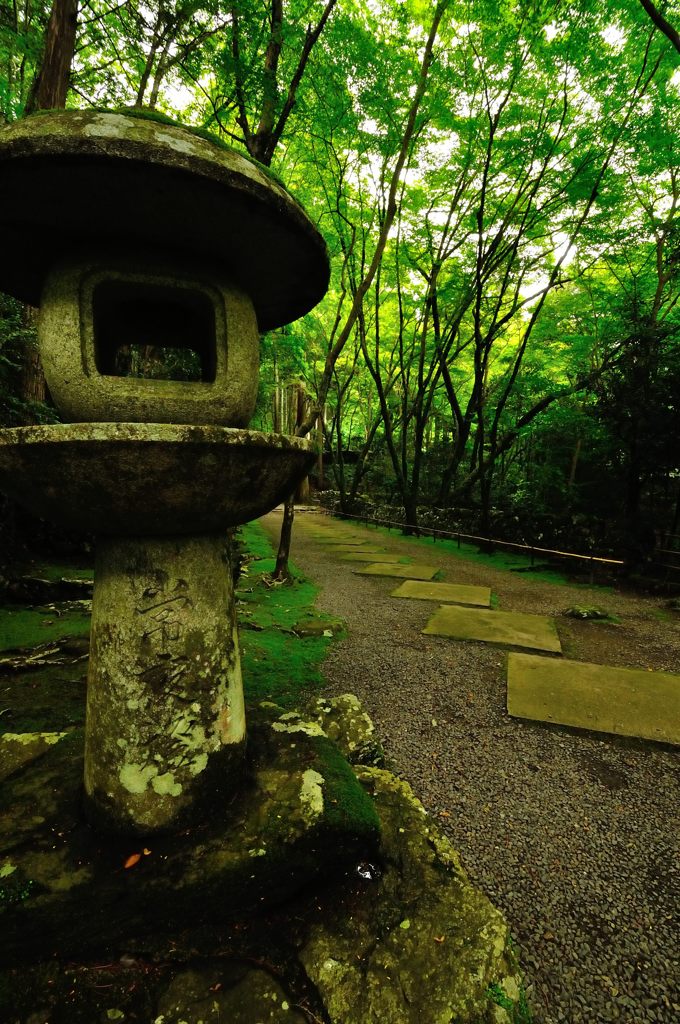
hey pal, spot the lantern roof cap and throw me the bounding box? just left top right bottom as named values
left=0, top=109, right=329, bottom=330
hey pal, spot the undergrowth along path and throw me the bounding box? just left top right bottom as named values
left=236, top=521, right=340, bottom=708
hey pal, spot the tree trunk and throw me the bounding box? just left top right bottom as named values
left=274, top=382, right=307, bottom=579
left=567, top=437, right=582, bottom=490
left=19, top=307, right=46, bottom=412
left=402, top=492, right=419, bottom=535
left=316, top=413, right=324, bottom=490
left=479, top=469, right=494, bottom=544
left=25, top=0, right=77, bottom=113
left=273, top=494, right=295, bottom=581
left=294, top=382, right=309, bottom=502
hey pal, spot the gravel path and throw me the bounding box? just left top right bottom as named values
left=260, top=511, right=680, bottom=1024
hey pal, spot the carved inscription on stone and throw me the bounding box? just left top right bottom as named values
left=134, top=584, right=194, bottom=688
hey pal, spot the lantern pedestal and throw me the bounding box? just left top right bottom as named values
left=83, top=534, right=245, bottom=834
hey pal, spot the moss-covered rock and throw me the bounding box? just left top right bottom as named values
left=300, top=767, right=522, bottom=1024
left=156, top=966, right=307, bottom=1023
left=0, top=729, right=68, bottom=782
left=0, top=708, right=380, bottom=965
left=291, top=616, right=345, bottom=638
left=312, top=693, right=384, bottom=765
left=563, top=605, right=613, bottom=621
left=0, top=695, right=526, bottom=1024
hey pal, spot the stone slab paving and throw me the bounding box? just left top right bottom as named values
left=391, top=580, right=491, bottom=608
left=323, top=543, right=385, bottom=552
left=339, top=552, right=406, bottom=563
left=507, top=652, right=680, bottom=744
left=315, top=536, right=370, bottom=544
left=354, top=563, right=439, bottom=581
left=317, top=540, right=372, bottom=548
left=422, top=605, right=561, bottom=654
left=305, top=532, right=356, bottom=540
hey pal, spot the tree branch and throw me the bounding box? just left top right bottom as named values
left=637, top=0, right=680, bottom=53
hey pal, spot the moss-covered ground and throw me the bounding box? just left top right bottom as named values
left=0, top=558, right=93, bottom=652
left=237, top=521, right=342, bottom=707
left=0, top=607, right=91, bottom=653
left=0, top=662, right=87, bottom=735
left=30, top=563, right=94, bottom=583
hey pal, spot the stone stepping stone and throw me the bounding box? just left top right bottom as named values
left=423, top=606, right=561, bottom=654
left=340, top=552, right=406, bottom=563
left=391, top=580, right=491, bottom=608
left=354, top=563, right=439, bottom=581
left=507, top=652, right=680, bottom=744
left=320, top=541, right=379, bottom=549
left=313, top=538, right=359, bottom=545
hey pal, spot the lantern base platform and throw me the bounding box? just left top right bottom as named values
left=0, top=704, right=380, bottom=965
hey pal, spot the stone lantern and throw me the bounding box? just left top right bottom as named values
left=0, top=110, right=329, bottom=835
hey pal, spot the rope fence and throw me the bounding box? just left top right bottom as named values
left=306, top=507, right=680, bottom=585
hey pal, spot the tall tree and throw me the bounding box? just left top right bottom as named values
left=272, top=0, right=453, bottom=576
left=25, top=0, right=77, bottom=111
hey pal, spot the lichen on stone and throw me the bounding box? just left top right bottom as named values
left=119, top=762, right=159, bottom=795
left=151, top=772, right=183, bottom=797
left=299, top=769, right=325, bottom=824
left=310, top=694, right=382, bottom=764
left=299, top=765, right=522, bottom=1023
left=271, top=713, right=326, bottom=737
left=2, top=731, right=67, bottom=746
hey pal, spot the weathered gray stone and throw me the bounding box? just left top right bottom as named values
left=0, top=710, right=381, bottom=963
left=0, top=698, right=525, bottom=1023
left=391, top=579, right=492, bottom=608
left=291, top=616, right=345, bottom=637
left=0, top=424, right=315, bottom=536
left=339, top=552, right=404, bottom=563
left=270, top=694, right=379, bottom=764
left=300, top=767, right=522, bottom=1024
left=0, top=110, right=329, bottom=329
left=354, top=563, right=440, bottom=581
left=0, top=107, right=330, bottom=838
left=424, top=605, right=562, bottom=654
left=563, top=605, right=612, bottom=620
left=311, top=693, right=380, bottom=764
left=507, top=651, right=680, bottom=743
left=318, top=540, right=373, bottom=547
left=39, top=254, right=259, bottom=426
left=84, top=534, right=246, bottom=834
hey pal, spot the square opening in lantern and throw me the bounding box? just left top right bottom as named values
left=92, top=280, right=217, bottom=383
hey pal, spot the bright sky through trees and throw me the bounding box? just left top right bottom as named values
left=1, top=0, right=679, bottom=559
